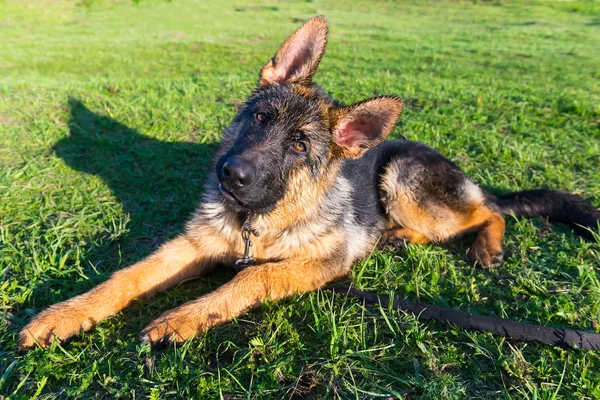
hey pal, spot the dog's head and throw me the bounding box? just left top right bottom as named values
left=216, top=16, right=403, bottom=213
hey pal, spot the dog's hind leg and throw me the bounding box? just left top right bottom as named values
left=466, top=208, right=506, bottom=268
left=379, top=151, right=506, bottom=268
left=19, top=235, right=220, bottom=349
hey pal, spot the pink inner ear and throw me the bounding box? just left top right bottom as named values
left=274, top=37, right=316, bottom=83
left=335, top=115, right=382, bottom=147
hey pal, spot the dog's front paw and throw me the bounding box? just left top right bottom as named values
left=19, top=305, right=95, bottom=350
left=140, top=309, right=206, bottom=348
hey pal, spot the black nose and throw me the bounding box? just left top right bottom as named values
left=222, top=156, right=256, bottom=189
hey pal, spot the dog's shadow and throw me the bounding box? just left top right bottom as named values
left=27, top=98, right=230, bottom=316
left=58, top=97, right=216, bottom=247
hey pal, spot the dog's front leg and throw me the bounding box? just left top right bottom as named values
left=141, top=257, right=349, bottom=345
left=19, top=235, right=223, bottom=350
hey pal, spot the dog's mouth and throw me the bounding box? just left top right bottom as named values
left=218, top=183, right=242, bottom=206
left=218, top=182, right=278, bottom=215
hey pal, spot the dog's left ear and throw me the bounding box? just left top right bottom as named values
left=330, top=96, right=404, bottom=159
left=259, top=16, right=328, bottom=86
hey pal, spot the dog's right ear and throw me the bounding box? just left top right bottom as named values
left=259, top=16, right=328, bottom=86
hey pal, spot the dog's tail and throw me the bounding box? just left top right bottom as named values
left=488, top=189, right=600, bottom=240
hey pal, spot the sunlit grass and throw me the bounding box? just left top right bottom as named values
left=1, top=0, right=599, bottom=398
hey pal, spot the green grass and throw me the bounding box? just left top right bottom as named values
left=1, top=0, right=600, bottom=398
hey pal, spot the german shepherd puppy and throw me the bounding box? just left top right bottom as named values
left=19, top=16, right=599, bottom=349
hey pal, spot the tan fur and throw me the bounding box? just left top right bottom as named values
left=465, top=208, right=506, bottom=268
left=19, top=236, right=221, bottom=348
left=382, top=185, right=465, bottom=242
left=141, top=257, right=348, bottom=343
left=250, top=166, right=348, bottom=261
left=382, top=227, right=430, bottom=245
left=379, top=157, right=505, bottom=266
left=382, top=187, right=505, bottom=267
left=262, top=163, right=338, bottom=223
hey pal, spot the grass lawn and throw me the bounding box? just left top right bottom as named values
left=1, top=0, right=600, bottom=398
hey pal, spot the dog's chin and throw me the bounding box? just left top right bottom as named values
left=218, top=184, right=277, bottom=215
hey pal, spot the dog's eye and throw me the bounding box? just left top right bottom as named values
left=293, top=142, right=307, bottom=153
left=255, top=112, right=267, bottom=122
